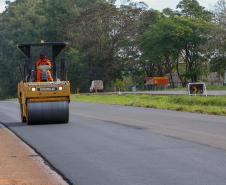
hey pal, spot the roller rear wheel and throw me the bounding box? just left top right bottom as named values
left=27, top=101, right=69, bottom=125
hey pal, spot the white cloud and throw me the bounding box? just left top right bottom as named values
left=0, top=1, right=6, bottom=13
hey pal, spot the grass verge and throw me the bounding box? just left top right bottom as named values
left=71, top=94, right=226, bottom=116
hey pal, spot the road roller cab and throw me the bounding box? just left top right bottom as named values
left=17, top=42, right=70, bottom=124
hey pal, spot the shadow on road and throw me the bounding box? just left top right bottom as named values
left=4, top=122, right=28, bottom=128
left=3, top=122, right=68, bottom=128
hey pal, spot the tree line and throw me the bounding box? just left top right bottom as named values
left=0, top=0, right=226, bottom=98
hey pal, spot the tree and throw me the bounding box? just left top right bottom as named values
left=66, top=2, right=154, bottom=91
left=141, top=0, right=214, bottom=87
left=42, top=0, right=77, bottom=41
left=142, top=18, right=181, bottom=87
left=142, top=15, right=213, bottom=86
left=0, top=0, right=219, bottom=98
left=0, top=0, right=82, bottom=97
left=206, top=0, right=226, bottom=76
left=176, top=0, right=213, bottom=21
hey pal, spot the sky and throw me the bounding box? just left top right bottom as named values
left=0, top=0, right=218, bottom=13
left=0, top=1, right=5, bottom=13
left=117, top=0, right=217, bottom=10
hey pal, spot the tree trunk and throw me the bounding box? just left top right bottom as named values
left=176, top=59, right=187, bottom=87
left=169, top=71, right=175, bottom=88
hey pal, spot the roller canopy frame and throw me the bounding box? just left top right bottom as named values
left=17, top=42, right=68, bottom=59
left=17, top=42, right=68, bottom=80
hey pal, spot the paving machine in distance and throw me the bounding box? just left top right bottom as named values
left=17, top=42, right=70, bottom=124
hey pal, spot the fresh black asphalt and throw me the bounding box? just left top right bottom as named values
left=0, top=101, right=226, bottom=185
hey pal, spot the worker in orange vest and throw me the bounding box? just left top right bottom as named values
left=36, top=53, right=53, bottom=82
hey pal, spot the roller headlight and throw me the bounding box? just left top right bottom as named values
left=59, top=86, right=63, bottom=91
left=31, top=87, right=36, bottom=92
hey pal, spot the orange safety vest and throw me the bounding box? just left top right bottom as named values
left=36, top=59, right=53, bottom=82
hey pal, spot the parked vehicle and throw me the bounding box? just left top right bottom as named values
left=90, top=80, right=104, bottom=92
left=144, top=77, right=169, bottom=90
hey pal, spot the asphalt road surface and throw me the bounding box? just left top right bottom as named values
left=0, top=101, right=226, bottom=185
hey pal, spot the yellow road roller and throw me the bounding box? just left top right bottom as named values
left=17, top=42, right=70, bottom=124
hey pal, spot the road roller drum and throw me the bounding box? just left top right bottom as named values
left=27, top=102, right=69, bottom=124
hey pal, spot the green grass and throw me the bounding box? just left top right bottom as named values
left=71, top=94, right=226, bottom=116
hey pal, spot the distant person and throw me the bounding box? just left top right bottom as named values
left=36, top=53, right=53, bottom=82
